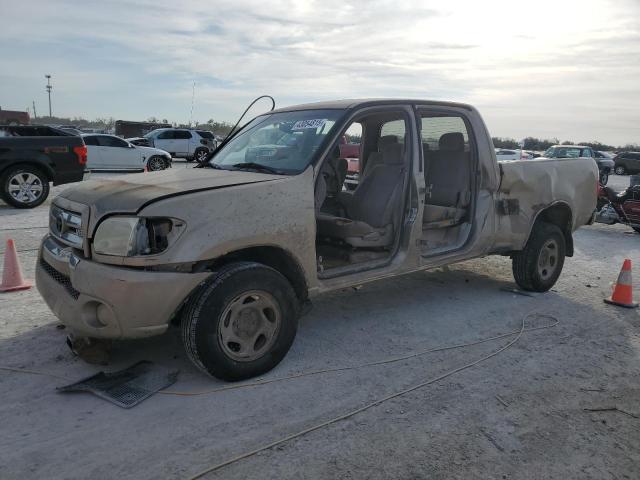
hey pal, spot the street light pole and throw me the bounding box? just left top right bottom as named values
left=45, top=75, right=52, bottom=117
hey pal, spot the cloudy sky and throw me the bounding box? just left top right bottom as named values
left=1, top=0, right=639, bottom=145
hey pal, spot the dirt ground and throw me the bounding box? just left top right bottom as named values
left=0, top=171, right=638, bottom=480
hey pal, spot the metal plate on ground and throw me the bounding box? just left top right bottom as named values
left=57, top=361, right=178, bottom=408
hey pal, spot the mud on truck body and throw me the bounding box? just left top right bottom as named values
left=36, top=99, right=597, bottom=381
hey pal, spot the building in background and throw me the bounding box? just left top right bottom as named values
left=115, top=120, right=171, bottom=138
left=0, top=108, right=30, bottom=125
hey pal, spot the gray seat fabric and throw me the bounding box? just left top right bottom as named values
left=361, top=135, right=399, bottom=180
left=423, top=132, right=471, bottom=227
left=318, top=142, right=405, bottom=247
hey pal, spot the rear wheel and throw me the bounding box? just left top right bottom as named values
left=615, top=165, right=626, bottom=175
left=599, top=172, right=609, bottom=185
left=0, top=165, right=50, bottom=208
left=181, top=262, right=299, bottom=381
left=512, top=222, right=566, bottom=292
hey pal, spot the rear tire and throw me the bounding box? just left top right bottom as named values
left=512, top=222, right=566, bottom=292
left=615, top=166, right=626, bottom=175
left=181, top=262, right=299, bottom=381
left=599, top=172, right=609, bottom=185
left=0, top=165, right=50, bottom=209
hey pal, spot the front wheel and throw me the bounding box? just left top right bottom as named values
left=0, top=165, right=50, bottom=208
left=512, top=222, right=566, bottom=292
left=615, top=166, right=626, bottom=175
left=194, top=148, right=210, bottom=163
left=181, top=262, right=299, bottom=381
left=147, top=156, right=168, bottom=171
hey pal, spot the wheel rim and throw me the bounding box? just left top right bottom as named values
left=217, top=290, right=281, bottom=362
left=8, top=172, right=44, bottom=204
left=148, top=157, right=163, bottom=171
left=196, top=150, right=208, bottom=162
left=537, top=239, right=558, bottom=281
left=615, top=167, right=624, bottom=175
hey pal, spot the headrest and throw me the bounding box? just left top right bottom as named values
left=381, top=142, right=404, bottom=165
left=439, top=132, right=465, bottom=151
left=379, top=135, right=399, bottom=148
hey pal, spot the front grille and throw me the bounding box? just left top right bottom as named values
left=40, top=258, right=80, bottom=300
left=50, top=205, right=84, bottom=249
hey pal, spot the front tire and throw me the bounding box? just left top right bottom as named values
left=194, top=148, right=210, bottom=163
left=512, top=222, right=566, bottom=292
left=0, top=165, right=50, bottom=208
left=615, top=166, right=626, bottom=175
left=181, top=262, right=299, bottom=381
left=147, top=156, right=168, bottom=171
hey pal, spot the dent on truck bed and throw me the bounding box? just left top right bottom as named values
left=491, top=158, right=597, bottom=253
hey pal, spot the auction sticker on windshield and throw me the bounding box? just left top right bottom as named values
left=292, top=119, right=326, bottom=130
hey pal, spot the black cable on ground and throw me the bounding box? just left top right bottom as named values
left=158, top=313, right=558, bottom=397
left=186, top=311, right=549, bottom=479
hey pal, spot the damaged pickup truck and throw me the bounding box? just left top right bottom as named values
left=36, top=99, right=597, bottom=381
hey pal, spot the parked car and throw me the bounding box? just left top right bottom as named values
left=495, top=149, right=531, bottom=161
left=36, top=99, right=597, bottom=381
left=0, top=125, right=87, bottom=208
left=542, top=145, right=611, bottom=184
left=126, top=137, right=150, bottom=147
left=593, top=151, right=615, bottom=184
left=143, top=128, right=217, bottom=162
left=613, top=151, right=640, bottom=175
left=82, top=134, right=172, bottom=171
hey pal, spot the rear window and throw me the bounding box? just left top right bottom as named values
left=196, top=130, right=215, bottom=139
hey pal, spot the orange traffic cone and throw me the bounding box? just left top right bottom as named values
left=604, top=259, right=638, bottom=308
left=0, top=239, right=32, bottom=293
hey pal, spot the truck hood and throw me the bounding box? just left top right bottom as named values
left=57, top=167, right=283, bottom=222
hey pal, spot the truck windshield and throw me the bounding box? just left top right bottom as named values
left=210, top=109, right=344, bottom=174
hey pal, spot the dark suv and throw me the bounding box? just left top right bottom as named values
left=613, top=152, right=640, bottom=175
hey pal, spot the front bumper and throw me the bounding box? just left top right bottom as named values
left=35, top=235, right=211, bottom=339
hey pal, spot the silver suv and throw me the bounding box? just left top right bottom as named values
left=144, top=128, right=217, bottom=162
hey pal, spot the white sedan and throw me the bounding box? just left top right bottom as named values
left=495, top=149, right=532, bottom=161
left=82, top=134, right=172, bottom=171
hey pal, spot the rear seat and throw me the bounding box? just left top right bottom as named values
left=423, top=132, right=471, bottom=228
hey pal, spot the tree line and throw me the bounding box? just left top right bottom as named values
left=28, top=115, right=638, bottom=150
left=492, top=136, right=639, bottom=153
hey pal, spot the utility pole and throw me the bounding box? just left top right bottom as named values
left=45, top=74, right=52, bottom=117
left=32, top=100, right=37, bottom=120
left=189, top=81, right=195, bottom=127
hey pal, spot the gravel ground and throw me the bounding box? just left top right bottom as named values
left=0, top=171, right=638, bottom=480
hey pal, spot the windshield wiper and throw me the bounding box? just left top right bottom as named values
left=229, top=162, right=285, bottom=174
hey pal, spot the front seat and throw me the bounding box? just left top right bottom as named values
left=317, top=142, right=405, bottom=248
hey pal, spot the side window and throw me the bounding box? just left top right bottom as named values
left=97, top=136, right=129, bottom=148
left=380, top=119, right=406, bottom=145
left=341, top=122, right=362, bottom=175
left=420, top=116, right=469, bottom=152
left=174, top=130, right=192, bottom=139
left=83, top=136, right=99, bottom=146
left=157, top=130, right=174, bottom=140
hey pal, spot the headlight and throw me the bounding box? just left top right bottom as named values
left=93, top=216, right=185, bottom=257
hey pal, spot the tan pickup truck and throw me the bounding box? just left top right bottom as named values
left=36, top=99, right=597, bottom=381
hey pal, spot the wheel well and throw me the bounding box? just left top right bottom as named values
left=201, top=246, right=309, bottom=303
left=532, top=203, right=574, bottom=257
left=0, top=162, right=52, bottom=181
